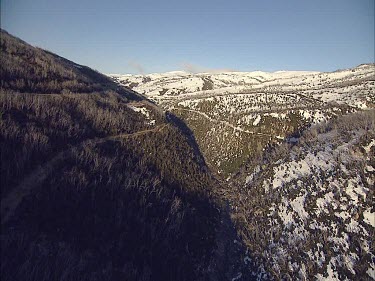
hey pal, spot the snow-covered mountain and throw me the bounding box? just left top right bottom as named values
left=109, top=64, right=375, bottom=176
left=110, top=64, right=374, bottom=108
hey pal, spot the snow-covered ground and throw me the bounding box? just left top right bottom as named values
left=236, top=110, right=375, bottom=280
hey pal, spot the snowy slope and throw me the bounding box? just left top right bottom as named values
left=109, top=64, right=374, bottom=108
left=232, top=110, right=375, bottom=280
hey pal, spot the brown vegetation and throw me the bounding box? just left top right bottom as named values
left=0, top=29, right=221, bottom=281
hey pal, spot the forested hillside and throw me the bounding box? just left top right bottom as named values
left=0, top=29, right=140, bottom=98
left=0, top=30, right=227, bottom=281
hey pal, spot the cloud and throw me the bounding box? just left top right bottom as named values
left=180, top=62, right=237, bottom=74
left=128, top=60, right=145, bottom=74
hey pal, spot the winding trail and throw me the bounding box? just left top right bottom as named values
left=1, top=124, right=167, bottom=225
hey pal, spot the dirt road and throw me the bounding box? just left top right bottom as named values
left=1, top=124, right=167, bottom=225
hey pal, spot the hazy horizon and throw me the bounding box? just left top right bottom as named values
left=107, top=62, right=374, bottom=75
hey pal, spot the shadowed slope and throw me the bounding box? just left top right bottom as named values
left=0, top=30, right=224, bottom=281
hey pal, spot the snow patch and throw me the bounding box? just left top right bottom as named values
left=252, top=115, right=261, bottom=126
left=363, top=209, right=375, bottom=227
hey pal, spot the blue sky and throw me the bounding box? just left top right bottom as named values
left=1, top=0, right=374, bottom=74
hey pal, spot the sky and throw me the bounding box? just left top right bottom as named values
left=1, top=0, right=374, bottom=74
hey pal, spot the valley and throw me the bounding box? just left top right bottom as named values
left=1, top=29, right=374, bottom=281
left=110, top=64, right=375, bottom=280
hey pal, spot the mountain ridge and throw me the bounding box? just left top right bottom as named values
left=1, top=29, right=253, bottom=281
left=109, top=63, right=374, bottom=77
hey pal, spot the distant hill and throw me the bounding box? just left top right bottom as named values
left=111, top=64, right=375, bottom=176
